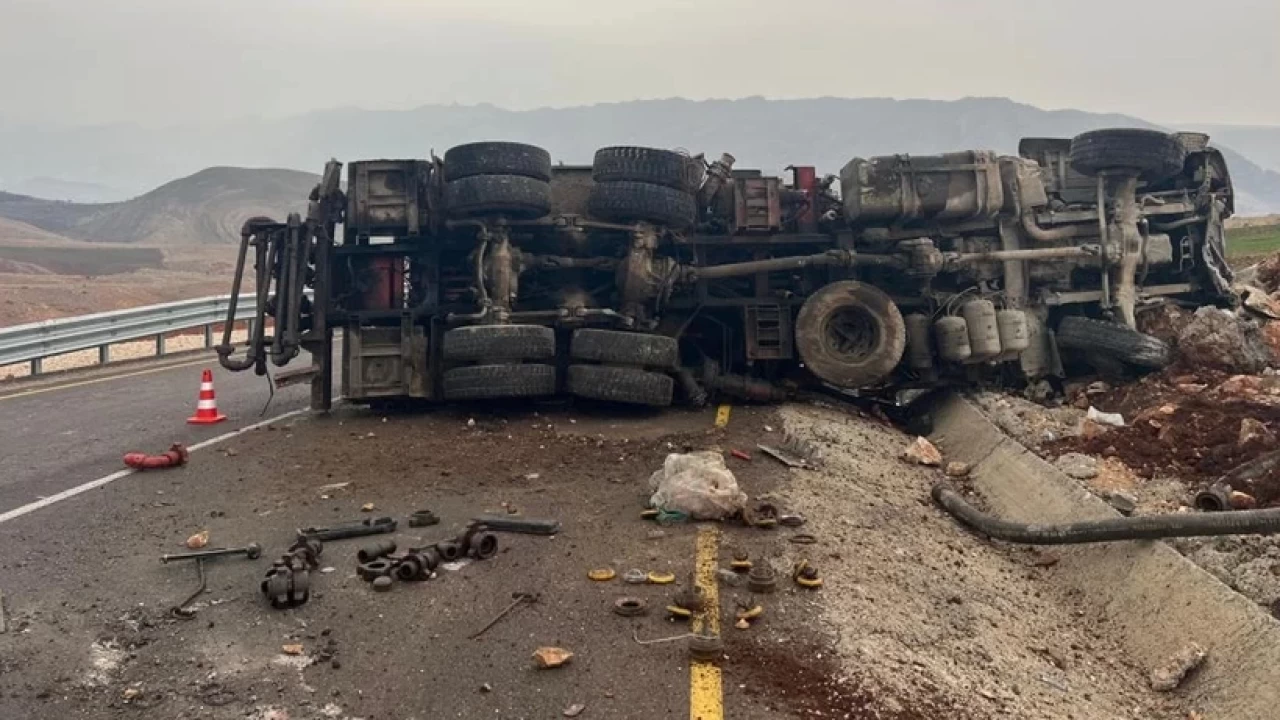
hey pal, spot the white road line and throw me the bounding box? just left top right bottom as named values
left=0, top=407, right=310, bottom=525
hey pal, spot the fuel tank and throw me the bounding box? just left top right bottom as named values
left=840, top=150, right=1004, bottom=225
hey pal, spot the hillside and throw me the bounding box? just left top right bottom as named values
left=3, top=97, right=1280, bottom=215
left=0, top=167, right=318, bottom=245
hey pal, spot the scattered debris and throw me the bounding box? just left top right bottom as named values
left=729, top=552, right=753, bottom=572
left=1149, top=643, right=1208, bottom=691
left=622, top=569, right=648, bottom=585
left=792, top=559, right=823, bottom=588
left=730, top=449, right=752, bottom=461
left=407, top=509, right=440, bottom=527
left=735, top=603, right=764, bottom=624
left=788, top=533, right=818, bottom=545
left=315, top=481, right=352, bottom=495
left=778, top=513, right=806, bottom=527
left=716, top=569, right=743, bottom=587
left=587, top=568, right=616, bottom=582
left=1194, top=483, right=1234, bottom=512
left=1086, top=407, right=1125, bottom=428
left=298, top=516, right=397, bottom=542
left=371, top=576, right=393, bottom=592
left=122, top=442, right=189, bottom=470
left=647, top=451, right=747, bottom=520
left=360, top=502, right=376, bottom=512
left=0, top=587, right=6, bottom=633
left=646, top=571, right=675, bottom=585
left=281, top=644, right=304, bottom=656
left=944, top=461, right=971, bottom=478
left=533, top=646, right=574, bottom=669
left=563, top=703, right=586, bottom=717
left=746, top=564, right=778, bottom=593
left=900, top=436, right=943, bottom=467
left=185, top=530, right=210, bottom=550
left=734, top=618, right=751, bottom=630
left=470, top=592, right=538, bottom=640
left=612, top=597, right=648, bottom=617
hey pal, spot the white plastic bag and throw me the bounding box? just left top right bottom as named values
left=647, top=451, right=748, bottom=520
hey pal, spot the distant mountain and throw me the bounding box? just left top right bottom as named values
left=3, top=97, right=1280, bottom=217
left=0, top=167, right=319, bottom=245
left=1196, top=124, right=1280, bottom=175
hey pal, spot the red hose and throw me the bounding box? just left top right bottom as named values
left=123, top=443, right=190, bottom=470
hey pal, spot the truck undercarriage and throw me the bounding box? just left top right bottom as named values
left=217, top=128, right=1236, bottom=410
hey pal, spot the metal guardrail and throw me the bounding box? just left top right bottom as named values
left=0, top=294, right=259, bottom=375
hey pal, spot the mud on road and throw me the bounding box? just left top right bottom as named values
left=0, top=399, right=1193, bottom=719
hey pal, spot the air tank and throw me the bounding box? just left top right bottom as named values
left=904, top=313, right=934, bottom=370
left=962, top=299, right=1002, bottom=361
left=934, top=316, right=972, bottom=363
left=996, top=309, right=1030, bottom=356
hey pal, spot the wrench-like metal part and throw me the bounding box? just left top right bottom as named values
left=162, top=542, right=263, bottom=564
left=298, top=517, right=396, bottom=542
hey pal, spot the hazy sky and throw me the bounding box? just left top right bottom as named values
left=2, top=0, right=1278, bottom=128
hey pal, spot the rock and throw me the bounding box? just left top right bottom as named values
left=1230, top=491, right=1259, bottom=510
left=185, top=530, right=209, bottom=550
left=281, top=644, right=304, bottom=656
left=1256, top=252, right=1280, bottom=293
left=533, top=647, right=573, bottom=669
left=944, top=462, right=971, bottom=478
left=1055, top=453, right=1099, bottom=480
left=1105, top=491, right=1138, bottom=516
left=122, top=688, right=141, bottom=701
left=1238, top=285, right=1280, bottom=320
left=1079, top=419, right=1109, bottom=440
left=360, top=502, right=375, bottom=512
left=1137, top=303, right=1192, bottom=345
left=563, top=703, right=586, bottom=717
left=479, top=683, right=492, bottom=693
left=1263, top=323, right=1280, bottom=364
left=1085, top=381, right=1111, bottom=396
left=1238, top=418, right=1275, bottom=449
left=717, top=569, right=744, bottom=587
left=1024, top=380, right=1054, bottom=402
left=901, top=436, right=942, bottom=467
left=1149, top=643, right=1208, bottom=691
left=1177, top=307, right=1270, bottom=374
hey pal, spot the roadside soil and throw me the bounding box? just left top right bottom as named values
left=0, top=399, right=1191, bottom=719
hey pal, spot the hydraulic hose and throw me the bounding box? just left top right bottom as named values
left=932, top=484, right=1280, bottom=545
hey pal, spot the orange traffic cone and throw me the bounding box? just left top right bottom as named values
left=187, top=368, right=227, bottom=425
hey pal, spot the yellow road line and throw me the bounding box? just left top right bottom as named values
left=0, top=356, right=215, bottom=402
left=714, top=404, right=731, bottom=428
left=690, top=525, right=723, bottom=720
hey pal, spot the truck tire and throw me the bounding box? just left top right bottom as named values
left=795, top=281, right=906, bottom=389
left=445, top=174, right=551, bottom=218
left=569, top=328, right=678, bottom=368
left=443, top=324, right=556, bottom=362
left=567, top=364, right=674, bottom=406
left=442, top=364, right=557, bottom=400
left=592, top=146, right=703, bottom=192
left=444, top=142, right=552, bottom=182
left=1055, top=316, right=1171, bottom=369
left=1068, top=129, right=1186, bottom=182
left=587, top=180, right=697, bottom=229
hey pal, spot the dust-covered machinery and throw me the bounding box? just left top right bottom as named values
left=217, top=128, right=1235, bottom=410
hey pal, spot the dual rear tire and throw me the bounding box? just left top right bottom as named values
left=439, top=325, right=676, bottom=406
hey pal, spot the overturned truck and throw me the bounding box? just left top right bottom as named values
left=218, top=128, right=1235, bottom=410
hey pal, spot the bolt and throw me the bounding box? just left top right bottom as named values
left=161, top=543, right=262, bottom=564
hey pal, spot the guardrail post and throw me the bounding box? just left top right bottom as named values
left=204, top=323, right=213, bottom=349
left=30, top=357, right=42, bottom=376
left=99, top=344, right=110, bottom=365
left=155, top=333, right=166, bottom=357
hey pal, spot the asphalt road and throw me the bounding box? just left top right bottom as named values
left=0, top=353, right=314, bottom=515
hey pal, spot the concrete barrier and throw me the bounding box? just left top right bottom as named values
left=930, top=394, right=1280, bottom=718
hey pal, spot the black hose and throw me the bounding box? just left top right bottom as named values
left=932, top=484, right=1280, bottom=545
